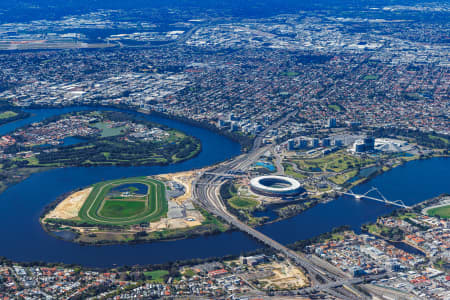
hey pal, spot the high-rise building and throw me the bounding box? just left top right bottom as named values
left=354, top=141, right=366, bottom=153
left=352, top=137, right=375, bottom=153
left=347, top=121, right=361, bottom=129
left=334, top=139, right=343, bottom=147
left=287, top=139, right=296, bottom=151
left=229, top=113, right=239, bottom=121
left=217, top=119, right=227, bottom=128
left=230, top=122, right=239, bottom=132
left=327, top=118, right=336, bottom=128
left=299, top=139, right=308, bottom=148
left=363, top=137, right=375, bottom=151
left=312, top=138, right=320, bottom=148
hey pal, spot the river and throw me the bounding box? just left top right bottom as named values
left=0, top=107, right=448, bottom=267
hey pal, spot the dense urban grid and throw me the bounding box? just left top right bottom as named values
left=0, top=4, right=448, bottom=135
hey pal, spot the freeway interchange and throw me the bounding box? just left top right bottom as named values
left=192, top=110, right=388, bottom=298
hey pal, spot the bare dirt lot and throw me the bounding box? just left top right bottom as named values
left=44, top=188, right=92, bottom=220
left=157, top=169, right=203, bottom=204
left=258, top=262, right=309, bottom=290
left=149, top=210, right=204, bottom=231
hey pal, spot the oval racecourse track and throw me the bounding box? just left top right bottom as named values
left=78, top=177, right=168, bottom=225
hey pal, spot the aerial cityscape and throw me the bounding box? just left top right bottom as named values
left=0, top=0, right=448, bottom=299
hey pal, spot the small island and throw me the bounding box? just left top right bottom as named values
left=41, top=171, right=229, bottom=244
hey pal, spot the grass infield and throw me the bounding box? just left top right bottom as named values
left=100, top=200, right=146, bottom=218
left=427, top=205, right=450, bottom=219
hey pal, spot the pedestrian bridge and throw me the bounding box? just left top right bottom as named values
left=338, top=187, right=410, bottom=209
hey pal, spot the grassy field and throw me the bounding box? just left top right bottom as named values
left=229, top=196, right=259, bottom=210
left=365, top=223, right=404, bottom=241
left=295, top=151, right=373, bottom=173
left=363, top=75, right=378, bottom=80
left=366, top=224, right=398, bottom=237
left=78, top=177, right=168, bottom=225
left=428, top=134, right=449, bottom=145
left=282, top=71, right=300, bottom=77
left=182, top=268, right=196, bottom=278
left=283, top=163, right=307, bottom=180
left=199, top=208, right=229, bottom=232
left=144, top=270, right=169, bottom=283
left=0, top=110, right=18, bottom=119
left=99, top=201, right=146, bottom=218
left=329, top=170, right=358, bottom=185
left=91, top=122, right=126, bottom=137
left=35, top=127, right=200, bottom=167
left=327, top=104, right=342, bottom=112
left=427, top=205, right=450, bottom=219
left=397, top=212, right=418, bottom=220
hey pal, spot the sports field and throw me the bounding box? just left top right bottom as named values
left=427, top=205, right=450, bottom=219
left=78, top=177, right=168, bottom=225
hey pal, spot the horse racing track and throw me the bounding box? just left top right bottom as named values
left=78, top=177, right=168, bottom=225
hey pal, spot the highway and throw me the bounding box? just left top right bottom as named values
left=192, top=109, right=384, bottom=298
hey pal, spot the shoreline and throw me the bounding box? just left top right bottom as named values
left=345, top=152, right=449, bottom=190
left=0, top=104, right=31, bottom=126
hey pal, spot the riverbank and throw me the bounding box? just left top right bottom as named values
left=361, top=226, right=427, bottom=256
left=0, top=166, right=51, bottom=194
left=43, top=187, right=92, bottom=221
left=345, top=152, right=449, bottom=190
left=9, top=110, right=202, bottom=168
left=42, top=210, right=230, bottom=246
left=219, top=149, right=449, bottom=231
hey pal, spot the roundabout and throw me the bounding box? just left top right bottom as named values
left=250, top=175, right=303, bottom=197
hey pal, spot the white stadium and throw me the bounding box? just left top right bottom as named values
left=250, top=175, right=303, bottom=197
